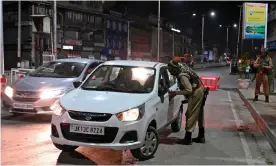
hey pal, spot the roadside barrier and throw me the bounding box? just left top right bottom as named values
left=200, top=76, right=220, bottom=91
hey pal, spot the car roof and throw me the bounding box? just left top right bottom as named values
left=55, top=58, right=102, bottom=64
left=103, top=60, right=164, bottom=68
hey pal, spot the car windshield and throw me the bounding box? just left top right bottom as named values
left=29, top=61, right=87, bottom=78
left=81, top=65, right=156, bottom=93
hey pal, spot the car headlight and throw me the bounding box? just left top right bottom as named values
left=50, top=101, right=66, bottom=116
left=116, top=104, right=145, bottom=122
left=40, top=89, right=66, bottom=99
left=4, top=86, right=13, bottom=98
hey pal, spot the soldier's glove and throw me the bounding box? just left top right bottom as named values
left=168, top=91, right=177, bottom=99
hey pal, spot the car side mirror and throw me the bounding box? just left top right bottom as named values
left=73, top=81, right=82, bottom=88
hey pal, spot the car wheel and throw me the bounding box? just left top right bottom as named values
left=130, top=126, right=159, bottom=161
left=171, top=108, right=183, bottom=132
left=53, top=143, right=78, bottom=152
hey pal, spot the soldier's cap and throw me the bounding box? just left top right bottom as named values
left=168, top=60, right=180, bottom=69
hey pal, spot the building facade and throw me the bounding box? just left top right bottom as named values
left=101, top=12, right=128, bottom=61
left=267, top=3, right=276, bottom=77
left=3, top=1, right=109, bottom=69
left=3, top=1, right=196, bottom=69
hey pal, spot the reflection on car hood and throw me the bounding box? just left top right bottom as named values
left=12, top=76, right=77, bottom=91
left=60, top=89, right=152, bottom=114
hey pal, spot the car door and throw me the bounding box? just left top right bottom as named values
left=165, top=68, right=184, bottom=121
left=156, top=66, right=170, bottom=128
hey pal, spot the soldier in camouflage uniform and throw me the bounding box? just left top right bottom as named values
left=167, top=60, right=205, bottom=145
left=253, top=49, right=273, bottom=102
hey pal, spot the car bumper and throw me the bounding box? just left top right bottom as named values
left=51, top=112, right=149, bottom=150
left=2, top=93, right=57, bottom=115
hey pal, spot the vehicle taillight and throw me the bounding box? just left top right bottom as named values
left=1, top=77, right=7, bottom=83
left=17, top=74, right=24, bottom=79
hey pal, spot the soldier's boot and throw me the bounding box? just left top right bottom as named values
left=178, top=131, right=192, bottom=145
left=265, top=96, right=269, bottom=103
left=253, top=95, right=258, bottom=101
left=192, top=127, right=205, bottom=143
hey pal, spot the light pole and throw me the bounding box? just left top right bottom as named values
left=219, top=24, right=237, bottom=56
left=193, top=11, right=216, bottom=57
left=127, top=20, right=134, bottom=60
left=157, top=0, right=160, bottom=62
left=236, top=5, right=242, bottom=59
left=17, top=1, right=21, bottom=68
left=0, top=0, right=4, bottom=76
left=171, top=28, right=181, bottom=57
left=53, top=0, right=57, bottom=59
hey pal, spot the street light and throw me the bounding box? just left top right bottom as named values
left=191, top=11, right=216, bottom=62
left=199, top=11, right=216, bottom=57
left=210, top=11, right=215, bottom=17
left=219, top=24, right=237, bottom=56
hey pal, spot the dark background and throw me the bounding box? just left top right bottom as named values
left=110, top=1, right=269, bottom=56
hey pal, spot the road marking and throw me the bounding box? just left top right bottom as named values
left=220, top=99, right=233, bottom=102
left=227, top=91, right=253, bottom=165
left=181, top=156, right=265, bottom=164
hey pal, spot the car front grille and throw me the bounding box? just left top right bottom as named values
left=60, top=123, right=118, bottom=143
left=68, top=110, right=113, bottom=122
left=13, top=90, right=39, bottom=102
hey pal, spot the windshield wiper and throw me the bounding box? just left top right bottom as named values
left=124, top=89, right=148, bottom=93
left=82, top=86, right=120, bottom=92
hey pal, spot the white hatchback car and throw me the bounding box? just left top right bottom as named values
left=50, top=60, right=185, bottom=160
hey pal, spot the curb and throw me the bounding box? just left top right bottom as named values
left=237, top=89, right=276, bottom=151
left=193, top=64, right=226, bottom=69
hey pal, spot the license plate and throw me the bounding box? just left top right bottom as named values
left=69, top=124, right=104, bottom=135
left=13, top=103, right=33, bottom=110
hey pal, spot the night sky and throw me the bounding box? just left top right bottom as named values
left=111, top=1, right=268, bottom=55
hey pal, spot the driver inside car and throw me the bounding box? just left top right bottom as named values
left=114, top=68, right=142, bottom=91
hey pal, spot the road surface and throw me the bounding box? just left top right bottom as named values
left=2, top=67, right=276, bottom=165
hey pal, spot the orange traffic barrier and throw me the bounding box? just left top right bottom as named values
left=200, top=76, right=220, bottom=91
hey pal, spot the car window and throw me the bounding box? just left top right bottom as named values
left=29, top=61, right=87, bottom=78
left=82, top=65, right=156, bottom=93
left=158, top=67, right=170, bottom=94
left=166, top=69, right=176, bottom=87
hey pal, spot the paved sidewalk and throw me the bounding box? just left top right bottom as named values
left=238, top=87, right=276, bottom=151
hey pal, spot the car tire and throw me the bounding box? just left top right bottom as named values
left=130, top=126, right=159, bottom=161
left=171, top=108, right=183, bottom=132
left=53, top=143, right=78, bottom=152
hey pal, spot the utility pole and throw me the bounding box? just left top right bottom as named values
left=53, top=0, right=57, bottom=59
left=31, top=5, right=35, bottom=68
left=236, top=5, right=242, bottom=59
left=172, top=32, right=174, bottom=57
left=0, top=0, right=4, bottom=76
left=201, top=14, right=205, bottom=56
left=226, top=26, right=229, bottom=54
left=127, top=21, right=130, bottom=59
left=17, top=1, right=21, bottom=68
left=157, top=0, right=160, bottom=62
